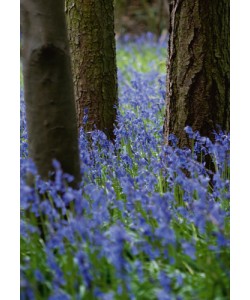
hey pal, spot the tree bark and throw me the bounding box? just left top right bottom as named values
left=66, top=0, right=118, bottom=140
left=164, top=0, right=229, bottom=147
left=21, top=0, right=81, bottom=185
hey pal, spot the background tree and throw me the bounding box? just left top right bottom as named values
left=66, top=0, right=118, bottom=140
left=164, top=0, right=229, bottom=147
left=114, top=0, right=169, bottom=36
left=21, top=0, right=81, bottom=185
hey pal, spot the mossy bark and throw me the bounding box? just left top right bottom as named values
left=164, top=0, right=229, bottom=147
left=21, top=0, right=81, bottom=185
left=66, top=0, right=118, bottom=140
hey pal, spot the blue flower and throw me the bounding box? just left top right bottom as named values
left=157, top=289, right=172, bottom=300
left=182, top=241, right=196, bottom=260
left=34, top=269, right=44, bottom=282
left=20, top=33, right=229, bottom=298
left=48, top=291, right=71, bottom=300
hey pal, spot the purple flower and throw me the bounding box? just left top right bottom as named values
left=158, top=271, right=171, bottom=293
left=48, top=291, right=71, bottom=300
left=75, top=251, right=92, bottom=289
left=175, top=273, right=183, bottom=287
left=182, top=241, right=196, bottom=260
left=20, top=34, right=229, bottom=299
left=157, top=289, right=172, bottom=300
left=184, top=126, right=194, bottom=139
left=134, top=260, right=144, bottom=283
left=34, top=269, right=44, bottom=282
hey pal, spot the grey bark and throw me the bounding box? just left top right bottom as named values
left=21, top=0, right=81, bottom=185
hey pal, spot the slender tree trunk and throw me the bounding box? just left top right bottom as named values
left=66, top=0, right=118, bottom=140
left=164, top=0, right=229, bottom=148
left=21, top=0, right=81, bottom=185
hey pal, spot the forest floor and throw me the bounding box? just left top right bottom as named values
left=20, top=35, right=229, bottom=300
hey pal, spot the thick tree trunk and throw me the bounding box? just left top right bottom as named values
left=21, top=0, right=81, bottom=185
left=164, top=0, right=229, bottom=147
left=66, top=0, right=118, bottom=140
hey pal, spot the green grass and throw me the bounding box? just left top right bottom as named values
left=117, top=42, right=166, bottom=74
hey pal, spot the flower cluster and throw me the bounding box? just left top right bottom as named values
left=20, top=35, right=229, bottom=300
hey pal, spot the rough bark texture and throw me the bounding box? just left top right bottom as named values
left=21, top=0, right=81, bottom=185
left=164, top=0, right=229, bottom=147
left=66, top=0, right=118, bottom=140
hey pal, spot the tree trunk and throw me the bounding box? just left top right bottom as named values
left=66, top=0, right=118, bottom=140
left=164, top=0, right=229, bottom=148
left=21, top=0, right=81, bottom=185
